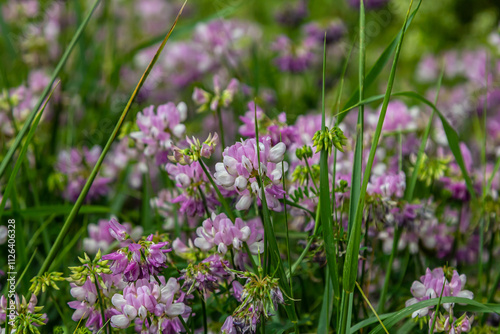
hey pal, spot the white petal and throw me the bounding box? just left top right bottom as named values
left=111, top=314, right=130, bottom=328
left=111, top=294, right=127, bottom=308
left=410, top=281, right=426, bottom=298
left=166, top=303, right=186, bottom=317
left=269, top=142, right=286, bottom=163
left=235, top=194, right=252, bottom=211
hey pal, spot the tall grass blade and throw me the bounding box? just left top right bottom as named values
left=37, top=1, right=187, bottom=276
left=368, top=297, right=497, bottom=334
left=351, top=299, right=499, bottom=333
left=0, top=0, right=102, bottom=179
left=355, top=282, right=389, bottom=334
left=405, top=68, right=445, bottom=201
left=338, top=0, right=422, bottom=123
left=343, top=0, right=416, bottom=295
left=320, top=34, right=341, bottom=309
left=348, top=0, right=366, bottom=238
left=392, top=91, right=476, bottom=199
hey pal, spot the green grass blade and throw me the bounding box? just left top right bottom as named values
left=351, top=298, right=499, bottom=333
left=392, top=91, right=476, bottom=199
left=356, top=282, right=389, bottom=334
left=405, top=67, right=445, bottom=201
left=37, top=1, right=187, bottom=276
left=320, top=34, right=341, bottom=309
left=343, top=0, right=416, bottom=295
left=318, top=271, right=333, bottom=332
left=337, top=90, right=478, bottom=202
left=4, top=205, right=112, bottom=218
left=347, top=0, right=365, bottom=238
left=368, top=297, right=498, bottom=334
left=338, top=0, right=422, bottom=123
left=0, top=0, right=102, bottom=179
left=0, top=83, right=60, bottom=219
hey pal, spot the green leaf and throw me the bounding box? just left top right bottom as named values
left=344, top=0, right=418, bottom=295
left=368, top=297, right=499, bottom=334
left=405, top=68, right=445, bottom=201
left=338, top=0, right=422, bottom=123
left=393, top=91, right=476, bottom=200
left=320, top=34, right=341, bottom=310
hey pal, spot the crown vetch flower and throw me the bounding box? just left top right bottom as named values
left=238, top=102, right=299, bottom=146
left=102, top=228, right=171, bottom=282
left=1, top=294, right=48, bottom=332
left=406, top=267, right=474, bottom=319
left=221, top=270, right=285, bottom=334
left=192, top=75, right=239, bottom=113
left=179, top=254, right=231, bottom=295
left=130, top=102, right=187, bottom=160
left=110, top=276, right=189, bottom=332
left=194, top=213, right=255, bottom=254
left=214, top=136, right=288, bottom=211
left=163, top=161, right=219, bottom=217
left=83, top=218, right=143, bottom=254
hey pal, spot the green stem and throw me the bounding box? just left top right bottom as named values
left=93, top=273, right=110, bottom=334
left=304, top=158, right=319, bottom=193
left=378, top=228, right=402, bottom=313
left=200, top=292, right=208, bottom=334
left=343, top=0, right=416, bottom=295
left=429, top=276, right=447, bottom=333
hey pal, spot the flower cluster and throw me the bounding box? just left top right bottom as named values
left=164, top=161, right=219, bottom=217
left=406, top=267, right=474, bottom=319
left=222, top=271, right=284, bottom=334
left=192, top=75, right=239, bottom=113
left=194, top=213, right=264, bottom=255
left=179, top=254, right=230, bottom=294
left=214, top=136, right=287, bottom=211
left=169, top=133, right=219, bottom=165
left=0, top=294, right=48, bottom=333
left=110, top=276, right=189, bottom=333
left=102, top=219, right=171, bottom=282
left=130, top=102, right=187, bottom=163
left=83, top=218, right=143, bottom=254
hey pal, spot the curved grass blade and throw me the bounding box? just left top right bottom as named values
left=0, top=82, right=60, bottom=219
left=351, top=298, right=499, bottom=333
left=338, top=0, right=422, bottom=123
left=343, top=0, right=416, bottom=295
left=356, top=282, right=389, bottom=334
left=405, top=67, right=445, bottom=201
left=368, top=297, right=498, bottom=334
left=336, top=90, right=478, bottom=202
left=37, top=1, right=188, bottom=276
left=4, top=205, right=112, bottom=218
left=392, top=91, right=476, bottom=199
left=0, top=0, right=102, bottom=179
